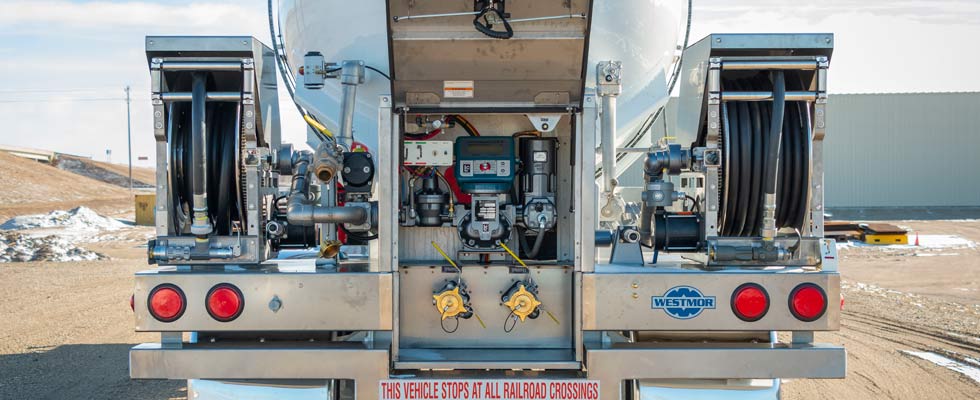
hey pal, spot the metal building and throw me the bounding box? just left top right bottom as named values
left=619, top=92, right=980, bottom=209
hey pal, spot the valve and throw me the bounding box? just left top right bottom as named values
left=433, top=281, right=473, bottom=320
left=501, top=280, right=541, bottom=324
left=433, top=280, right=475, bottom=333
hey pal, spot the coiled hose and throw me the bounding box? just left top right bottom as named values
left=719, top=71, right=810, bottom=237
left=168, top=76, right=243, bottom=236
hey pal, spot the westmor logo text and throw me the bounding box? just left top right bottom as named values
left=652, top=286, right=716, bottom=319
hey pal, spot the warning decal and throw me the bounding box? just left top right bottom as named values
left=380, top=379, right=600, bottom=400
left=444, top=80, right=475, bottom=98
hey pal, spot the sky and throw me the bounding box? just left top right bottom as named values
left=1, top=0, right=979, bottom=166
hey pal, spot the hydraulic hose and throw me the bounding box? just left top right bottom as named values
left=189, top=73, right=212, bottom=237
left=765, top=71, right=786, bottom=195
left=761, top=71, right=786, bottom=239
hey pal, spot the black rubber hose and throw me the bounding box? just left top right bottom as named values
left=745, top=79, right=764, bottom=236
left=733, top=85, right=752, bottom=236
left=793, top=73, right=813, bottom=229
left=758, top=75, right=773, bottom=234
left=787, top=98, right=801, bottom=229
left=766, top=71, right=786, bottom=195
left=191, top=73, right=207, bottom=201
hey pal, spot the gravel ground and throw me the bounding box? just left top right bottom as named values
left=1, top=219, right=978, bottom=399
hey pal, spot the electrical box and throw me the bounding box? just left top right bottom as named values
left=403, top=140, right=453, bottom=166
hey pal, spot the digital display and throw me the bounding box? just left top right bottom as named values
left=462, top=140, right=509, bottom=157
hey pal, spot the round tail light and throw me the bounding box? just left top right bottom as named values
left=206, top=284, right=244, bottom=322
left=148, top=284, right=185, bottom=322
left=731, top=283, right=769, bottom=321
left=789, top=283, right=827, bottom=322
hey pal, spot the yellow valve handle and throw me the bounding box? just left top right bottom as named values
left=545, top=309, right=560, bottom=325
left=431, top=241, right=461, bottom=273
left=497, top=241, right=527, bottom=268
left=474, top=312, right=487, bottom=329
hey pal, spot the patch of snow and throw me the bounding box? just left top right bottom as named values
left=902, top=351, right=980, bottom=384
left=0, top=232, right=105, bottom=263
left=0, top=206, right=126, bottom=232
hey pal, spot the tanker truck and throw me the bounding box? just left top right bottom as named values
left=129, top=1, right=845, bottom=399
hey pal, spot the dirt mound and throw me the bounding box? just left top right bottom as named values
left=54, top=155, right=154, bottom=188
left=0, top=151, right=133, bottom=221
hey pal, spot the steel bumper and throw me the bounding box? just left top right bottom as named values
left=130, top=343, right=389, bottom=399
left=587, top=343, right=845, bottom=399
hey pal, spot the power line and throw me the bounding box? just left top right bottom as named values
left=0, top=87, right=124, bottom=94
left=0, top=97, right=147, bottom=104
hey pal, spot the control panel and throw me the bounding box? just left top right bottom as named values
left=453, top=136, right=516, bottom=194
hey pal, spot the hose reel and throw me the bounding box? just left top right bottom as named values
left=167, top=74, right=246, bottom=236
left=718, top=71, right=812, bottom=237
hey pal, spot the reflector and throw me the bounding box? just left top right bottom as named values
left=790, top=284, right=827, bottom=322
left=206, top=284, right=244, bottom=322
left=731, top=283, right=769, bottom=321
left=148, top=285, right=185, bottom=322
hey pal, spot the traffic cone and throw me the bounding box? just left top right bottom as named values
left=914, top=232, right=919, bottom=246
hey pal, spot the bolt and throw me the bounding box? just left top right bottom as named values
left=632, top=293, right=639, bottom=299
left=541, top=123, right=550, bottom=130
left=605, top=74, right=613, bottom=82
left=344, top=167, right=351, bottom=173
left=631, top=281, right=639, bottom=289
left=363, top=166, right=371, bottom=173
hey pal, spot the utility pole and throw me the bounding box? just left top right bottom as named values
left=125, top=86, right=133, bottom=192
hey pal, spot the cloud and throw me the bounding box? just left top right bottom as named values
left=0, top=1, right=266, bottom=33
left=694, top=0, right=980, bottom=26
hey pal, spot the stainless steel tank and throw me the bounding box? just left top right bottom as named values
left=278, top=0, right=686, bottom=152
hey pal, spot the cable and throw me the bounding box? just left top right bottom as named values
left=503, top=311, right=518, bottom=333
left=446, top=115, right=480, bottom=136
left=268, top=0, right=332, bottom=143
left=303, top=114, right=335, bottom=139
left=365, top=65, right=392, bottom=81
left=440, top=316, right=460, bottom=334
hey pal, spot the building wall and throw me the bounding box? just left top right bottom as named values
left=825, top=92, right=980, bottom=208
left=616, top=92, right=980, bottom=208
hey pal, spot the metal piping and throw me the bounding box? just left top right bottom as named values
left=600, top=95, right=618, bottom=191
left=721, top=60, right=818, bottom=71
left=338, top=61, right=365, bottom=148
left=159, top=61, right=243, bottom=71
left=161, top=92, right=241, bottom=102
left=189, top=73, right=213, bottom=237
left=286, top=152, right=368, bottom=227
left=722, top=91, right=816, bottom=102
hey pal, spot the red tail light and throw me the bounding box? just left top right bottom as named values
left=206, top=284, right=244, bottom=322
left=148, top=284, right=185, bottom=322
left=731, top=283, right=769, bottom=321
left=789, top=283, right=827, bottom=322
